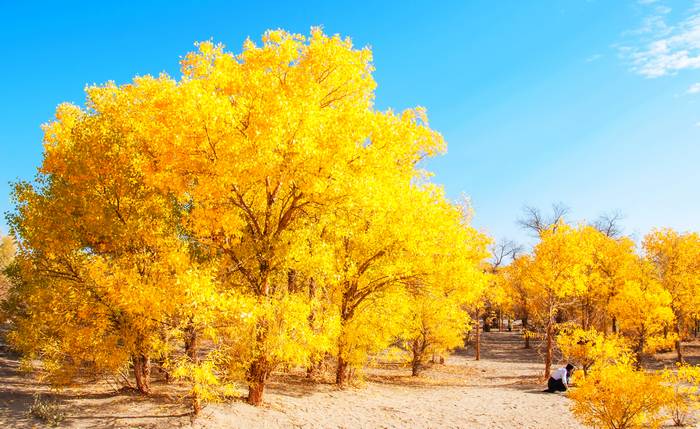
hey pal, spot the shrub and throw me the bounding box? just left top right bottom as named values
left=662, top=364, right=700, bottom=426
left=28, top=394, right=65, bottom=427
left=569, top=360, right=671, bottom=429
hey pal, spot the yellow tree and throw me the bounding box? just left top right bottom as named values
left=643, top=229, right=700, bottom=362
left=328, top=185, right=487, bottom=385
left=608, top=260, right=674, bottom=365
left=580, top=226, right=638, bottom=333
left=5, top=104, right=188, bottom=393
left=7, top=28, right=485, bottom=410
left=480, top=239, right=520, bottom=334
left=400, top=200, right=488, bottom=376
left=0, top=234, right=15, bottom=300
left=503, top=255, right=534, bottom=348
left=97, top=29, right=455, bottom=403
left=523, top=223, right=592, bottom=378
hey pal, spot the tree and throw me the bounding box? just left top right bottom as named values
left=6, top=28, right=488, bottom=410
left=483, top=239, right=521, bottom=332
left=165, top=29, right=452, bottom=403
left=330, top=186, right=488, bottom=385
left=5, top=102, right=190, bottom=393
left=579, top=226, right=637, bottom=333
left=401, top=207, right=488, bottom=376
left=0, top=235, right=15, bottom=301
left=14, top=28, right=476, bottom=405
left=503, top=255, right=534, bottom=348
left=608, top=260, right=674, bottom=366
left=522, top=223, right=591, bottom=378
left=592, top=211, right=624, bottom=238
left=643, top=229, right=700, bottom=362
left=517, top=203, right=569, bottom=237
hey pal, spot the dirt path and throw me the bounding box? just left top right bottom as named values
left=1, top=331, right=697, bottom=428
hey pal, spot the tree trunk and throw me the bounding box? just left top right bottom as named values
left=411, top=340, right=425, bottom=376
left=247, top=357, right=270, bottom=406
left=635, top=335, right=645, bottom=369
left=184, top=324, right=198, bottom=362
left=612, top=316, right=618, bottom=334
left=602, top=315, right=608, bottom=337
left=306, top=278, right=319, bottom=378
left=192, top=395, right=202, bottom=415
left=287, top=269, right=298, bottom=293
left=475, top=310, right=481, bottom=361
left=307, top=357, right=324, bottom=379
left=544, top=320, right=553, bottom=379
left=675, top=320, right=684, bottom=363
left=133, top=354, right=151, bottom=394
left=247, top=382, right=265, bottom=407
left=411, top=355, right=422, bottom=376
left=336, top=354, right=349, bottom=386
left=522, top=316, right=530, bottom=349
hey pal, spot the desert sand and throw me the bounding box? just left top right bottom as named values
left=1, top=330, right=697, bottom=428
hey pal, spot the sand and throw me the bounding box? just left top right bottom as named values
left=1, top=331, right=697, bottom=428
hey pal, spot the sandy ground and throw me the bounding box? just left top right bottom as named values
left=1, top=331, right=698, bottom=428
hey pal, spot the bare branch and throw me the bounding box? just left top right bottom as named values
left=592, top=211, right=624, bottom=238
left=518, top=203, right=569, bottom=236
left=489, top=239, right=522, bottom=272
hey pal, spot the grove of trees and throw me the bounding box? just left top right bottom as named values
left=486, top=207, right=700, bottom=428
left=0, top=28, right=698, bottom=428
left=0, top=29, right=489, bottom=412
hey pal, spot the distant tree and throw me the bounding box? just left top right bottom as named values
left=517, top=203, right=569, bottom=237
left=592, top=211, right=624, bottom=238
left=521, top=223, right=591, bottom=378
left=0, top=235, right=15, bottom=300
left=643, top=229, right=700, bottom=362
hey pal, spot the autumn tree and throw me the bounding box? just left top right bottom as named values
left=3, top=97, right=199, bottom=395
left=521, top=222, right=591, bottom=378
left=643, top=229, right=700, bottom=362
left=5, top=28, right=488, bottom=410
left=400, top=200, right=488, bottom=376
left=609, top=260, right=675, bottom=365
left=484, top=239, right=520, bottom=332
left=579, top=226, right=638, bottom=333
left=0, top=234, right=15, bottom=301
left=330, top=186, right=488, bottom=385
left=55, top=29, right=475, bottom=404
left=503, top=255, right=534, bottom=348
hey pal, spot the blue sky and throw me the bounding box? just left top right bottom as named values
left=1, top=0, right=699, bottom=246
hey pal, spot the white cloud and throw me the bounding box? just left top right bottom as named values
left=622, top=1, right=700, bottom=78
left=688, top=82, right=700, bottom=93
left=585, top=53, right=603, bottom=62
left=638, top=0, right=659, bottom=4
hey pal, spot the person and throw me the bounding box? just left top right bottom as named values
left=545, top=363, right=574, bottom=393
